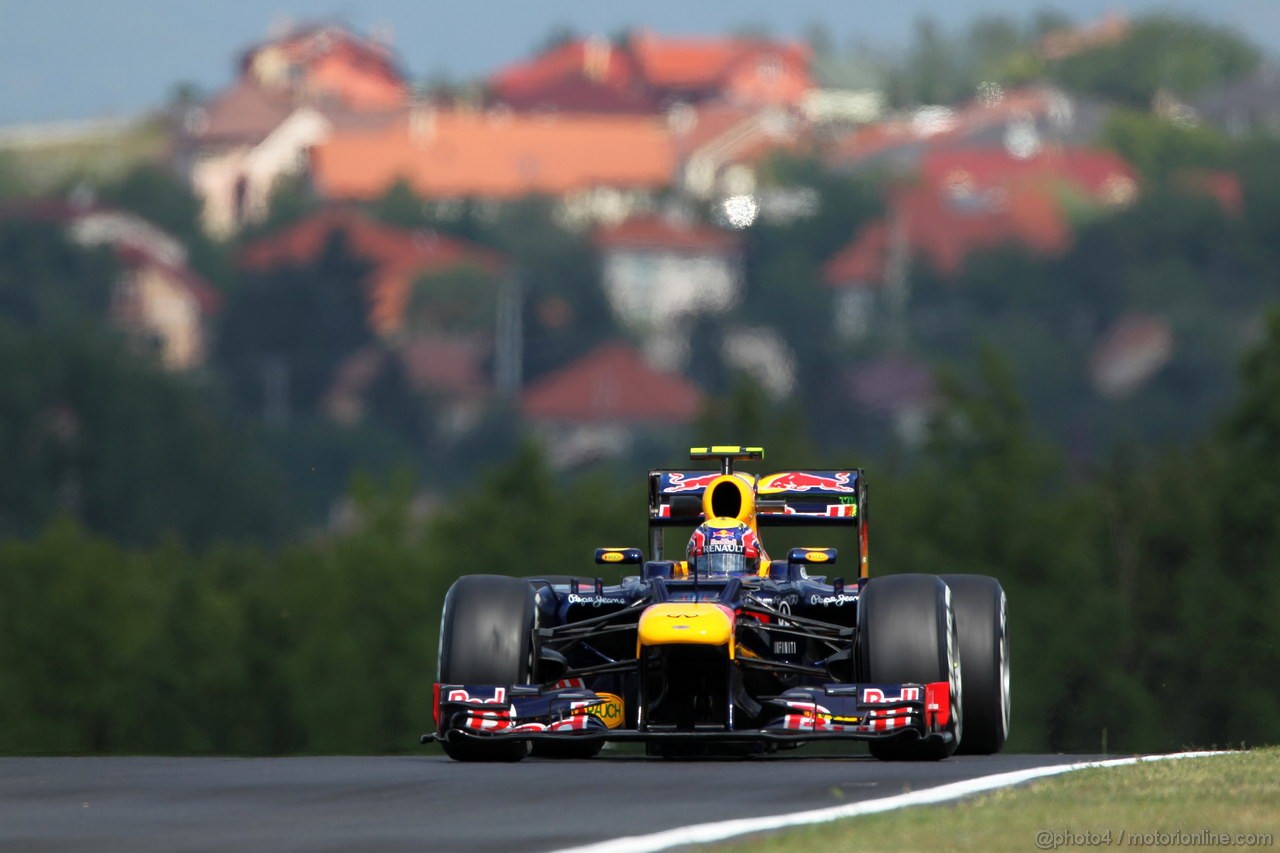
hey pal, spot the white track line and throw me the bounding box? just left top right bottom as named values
left=554, top=751, right=1232, bottom=853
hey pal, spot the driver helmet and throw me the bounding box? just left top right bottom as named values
left=687, top=519, right=760, bottom=577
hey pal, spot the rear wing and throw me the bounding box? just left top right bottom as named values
left=647, top=469, right=864, bottom=526
left=646, top=467, right=868, bottom=577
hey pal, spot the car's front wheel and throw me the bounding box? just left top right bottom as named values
left=858, top=573, right=962, bottom=761
left=437, top=574, right=536, bottom=762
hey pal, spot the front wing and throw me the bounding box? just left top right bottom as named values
left=426, top=681, right=953, bottom=748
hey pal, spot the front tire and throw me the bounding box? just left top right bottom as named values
left=858, top=574, right=961, bottom=761
left=437, top=574, right=536, bottom=762
left=940, top=574, right=1009, bottom=754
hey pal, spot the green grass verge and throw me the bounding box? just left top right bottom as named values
left=720, top=748, right=1280, bottom=852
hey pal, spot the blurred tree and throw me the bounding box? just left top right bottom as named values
left=1048, top=15, right=1259, bottom=107
left=431, top=440, right=645, bottom=576
left=1102, top=110, right=1231, bottom=182
left=0, top=151, right=26, bottom=199
left=486, top=197, right=614, bottom=382
left=0, top=325, right=296, bottom=546
left=0, top=219, right=113, bottom=328
left=371, top=178, right=431, bottom=230
left=873, top=351, right=1132, bottom=751
left=217, top=230, right=374, bottom=419
left=406, top=265, right=500, bottom=334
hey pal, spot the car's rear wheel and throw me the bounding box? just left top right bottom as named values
left=858, top=574, right=961, bottom=761
left=940, top=574, right=1009, bottom=754
left=437, top=574, right=536, bottom=762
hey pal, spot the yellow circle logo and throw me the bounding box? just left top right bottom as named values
left=805, top=551, right=829, bottom=562
left=601, top=552, right=624, bottom=563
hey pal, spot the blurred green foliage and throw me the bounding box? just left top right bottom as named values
left=2, top=9, right=1280, bottom=757
left=5, top=317, right=1280, bottom=753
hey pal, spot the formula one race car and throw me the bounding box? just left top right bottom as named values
left=426, top=446, right=1010, bottom=761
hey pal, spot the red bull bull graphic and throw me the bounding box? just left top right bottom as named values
left=758, top=471, right=858, bottom=494
left=661, top=472, right=723, bottom=494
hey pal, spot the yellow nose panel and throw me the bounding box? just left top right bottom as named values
left=638, top=603, right=735, bottom=656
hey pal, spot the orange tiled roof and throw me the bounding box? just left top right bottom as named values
left=825, top=183, right=1071, bottom=283
left=311, top=111, right=676, bottom=200
left=241, top=24, right=407, bottom=110
left=825, top=144, right=1138, bottom=282
left=238, top=207, right=503, bottom=333
left=490, top=31, right=812, bottom=112
left=918, top=147, right=1138, bottom=200
left=630, top=31, right=810, bottom=96
left=521, top=342, right=701, bottom=424
left=490, top=38, right=654, bottom=112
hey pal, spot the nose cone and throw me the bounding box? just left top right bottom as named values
left=638, top=603, right=736, bottom=656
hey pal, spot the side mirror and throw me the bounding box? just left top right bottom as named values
left=787, top=547, right=837, bottom=566
left=595, top=547, right=644, bottom=566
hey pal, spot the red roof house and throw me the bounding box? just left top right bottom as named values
left=521, top=342, right=701, bottom=425
left=594, top=215, right=742, bottom=333
left=311, top=110, right=675, bottom=202
left=826, top=146, right=1138, bottom=286
left=490, top=30, right=812, bottom=114
left=180, top=23, right=409, bottom=236
left=240, top=24, right=408, bottom=110
left=238, top=207, right=504, bottom=335
left=7, top=201, right=220, bottom=370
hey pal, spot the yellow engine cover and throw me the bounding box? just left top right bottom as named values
left=638, top=603, right=735, bottom=657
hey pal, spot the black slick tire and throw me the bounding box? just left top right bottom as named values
left=858, top=574, right=962, bottom=761
left=437, top=574, right=536, bottom=762
left=940, top=574, right=1009, bottom=755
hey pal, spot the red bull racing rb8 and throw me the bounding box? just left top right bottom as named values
left=428, top=446, right=1010, bottom=761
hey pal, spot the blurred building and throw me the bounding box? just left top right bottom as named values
left=520, top=342, right=701, bottom=467
left=594, top=213, right=741, bottom=332
left=177, top=24, right=409, bottom=236
left=10, top=200, right=219, bottom=370
left=489, top=30, right=813, bottom=114
left=824, top=145, right=1138, bottom=340
left=238, top=206, right=504, bottom=336
left=310, top=109, right=674, bottom=225
left=824, top=86, right=1108, bottom=177
left=239, top=207, right=506, bottom=431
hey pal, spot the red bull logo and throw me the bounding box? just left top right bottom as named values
left=662, top=472, right=722, bottom=493
left=759, top=471, right=857, bottom=494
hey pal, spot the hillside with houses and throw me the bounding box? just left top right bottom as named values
left=2, top=11, right=1278, bottom=532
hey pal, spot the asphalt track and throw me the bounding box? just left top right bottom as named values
left=0, top=751, right=1106, bottom=852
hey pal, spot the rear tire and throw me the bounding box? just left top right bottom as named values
left=858, top=574, right=961, bottom=761
left=437, top=575, right=536, bottom=762
left=940, top=574, right=1009, bottom=755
